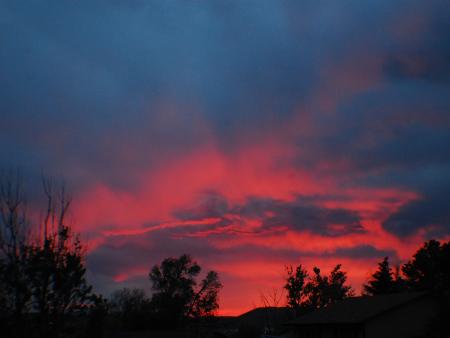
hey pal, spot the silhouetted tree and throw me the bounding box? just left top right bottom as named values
left=259, top=287, right=286, bottom=335
left=188, top=270, right=222, bottom=318
left=327, top=264, right=354, bottom=301
left=30, top=180, right=93, bottom=337
left=0, top=172, right=32, bottom=333
left=304, top=265, right=353, bottom=309
left=149, top=254, right=222, bottom=327
left=402, top=240, right=450, bottom=292
left=285, top=264, right=352, bottom=314
left=392, top=264, right=407, bottom=292
left=284, top=265, right=308, bottom=316
left=402, top=240, right=450, bottom=337
left=0, top=172, right=94, bottom=338
left=363, top=257, right=407, bottom=296
left=260, top=287, right=284, bottom=308
left=363, top=257, right=396, bottom=295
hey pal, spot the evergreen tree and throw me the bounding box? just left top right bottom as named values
left=402, top=240, right=450, bottom=337
left=392, top=264, right=407, bottom=292
left=363, top=257, right=395, bottom=295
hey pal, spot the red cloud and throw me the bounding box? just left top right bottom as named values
left=76, top=131, right=427, bottom=315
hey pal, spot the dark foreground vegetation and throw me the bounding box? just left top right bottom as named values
left=283, top=240, right=450, bottom=338
left=0, top=173, right=222, bottom=338
left=1, top=173, right=449, bottom=338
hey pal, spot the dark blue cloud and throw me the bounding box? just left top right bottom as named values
left=173, top=191, right=229, bottom=221
left=382, top=182, right=450, bottom=237
left=235, top=196, right=364, bottom=236
left=331, top=245, right=397, bottom=260
left=173, top=193, right=364, bottom=237
left=1, top=1, right=449, bottom=235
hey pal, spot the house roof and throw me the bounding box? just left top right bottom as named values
left=289, top=292, right=427, bottom=325
left=238, top=307, right=295, bottom=325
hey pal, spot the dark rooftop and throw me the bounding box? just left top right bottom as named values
left=289, top=292, right=427, bottom=325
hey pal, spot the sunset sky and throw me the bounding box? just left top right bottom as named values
left=1, top=1, right=450, bottom=315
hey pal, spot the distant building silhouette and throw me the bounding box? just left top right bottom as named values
left=287, top=292, right=438, bottom=338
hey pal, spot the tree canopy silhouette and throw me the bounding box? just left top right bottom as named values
left=402, top=239, right=450, bottom=292
left=284, top=264, right=308, bottom=316
left=362, top=240, right=450, bottom=296
left=401, top=240, right=450, bottom=337
left=284, top=263, right=353, bottom=315
left=305, top=264, right=353, bottom=309
left=363, top=257, right=400, bottom=295
left=0, top=172, right=95, bottom=338
left=149, top=254, right=222, bottom=327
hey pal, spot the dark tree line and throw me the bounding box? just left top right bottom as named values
left=284, top=264, right=353, bottom=316
left=362, top=240, right=450, bottom=337
left=285, top=240, right=450, bottom=317
left=3, top=171, right=449, bottom=336
left=109, top=254, right=223, bottom=331
left=363, top=256, right=404, bottom=295
left=363, top=240, right=450, bottom=296
left=0, top=173, right=223, bottom=337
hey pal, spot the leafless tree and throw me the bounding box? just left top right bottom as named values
left=0, top=170, right=31, bottom=323
left=259, top=287, right=286, bottom=335
left=0, top=171, right=93, bottom=338
left=260, top=287, right=285, bottom=308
